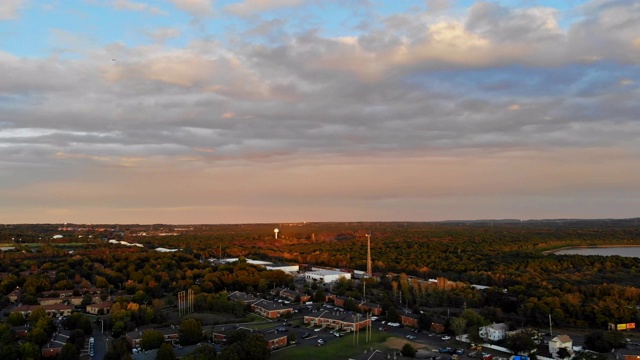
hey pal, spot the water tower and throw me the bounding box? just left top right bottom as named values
left=274, top=228, right=279, bottom=239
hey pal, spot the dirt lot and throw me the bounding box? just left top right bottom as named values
left=384, top=336, right=430, bottom=350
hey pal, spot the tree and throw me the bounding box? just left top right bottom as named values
left=58, top=343, right=79, bottom=360
left=111, top=320, right=126, bottom=338
left=556, top=347, right=572, bottom=360
left=287, top=332, right=297, bottom=344
left=218, top=333, right=269, bottom=360
left=140, top=329, right=165, bottom=350
left=402, top=343, right=417, bottom=358
left=183, top=344, right=217, bottom=360
left=584, top=330, right=625, bottom=353
left=450, top=317, right=467, bottom=340
left=179, top=319, right=204, bottom=346
left=573, top=351, right=609, bottom=360
left=104, top=337, right=133, bottom=360
left=7, top=312, right=26, bottom=326
left=418, top=313, right=432, bottom=330
left=386, top=306, right=399, bottom=322
left=505, top=330, right=537, bottom=355
left=19, top=341, right=41, bottom=360
left=28, top=328, right=49, bottom=347
left=157, top=343, right=177, bottom=360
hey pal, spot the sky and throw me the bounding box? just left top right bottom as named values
left=0, top=0, right=639, bottom=224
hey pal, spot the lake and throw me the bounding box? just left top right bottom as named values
left=552, top=246, right=640, bottom=258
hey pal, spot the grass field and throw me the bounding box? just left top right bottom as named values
left=271, top=329, right=392, bottom=360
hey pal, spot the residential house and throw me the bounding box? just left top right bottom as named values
left=126, top=326, right=180, bottom=349
left=480, top=323, right=509, bottom=341
left=549, top=335, right=573, bottom=359
left=86, top=301, right=113, bottom=315
left=41, top=330, right=71, bottom=358
left=13, top=304, right=74, bottom=318
left=8, top=289, right=20, bottom=303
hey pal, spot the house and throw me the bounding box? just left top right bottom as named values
left=263, top=332, right=288, bottom=350
left=227, top=291, right=259, bottom=304
left=86, top=301, right=113, bottom=315
left=13, top=304, right=74, bottom=318
left=480, top=323, right=508, bottom=341
left=304, top=310, right=371, bottom=332
left=227, top=292, right=293, bottom=319
left=333, top=297, right=383, bottom=316
left=358, top=301, right=383, bottom=316
left=126, top=326, right=180, bottom=348
left=279, top=288, right=311, bottom=303
left=400, top=312, right=420, bottom=327
left=333, top=296, right=351, bottom=308
left=8, top=289, right=20, bottom=303
left=211, top=327, right=253, bottom=344
left=549, top=335, right=573, bottom=359
left=41, top=330, right=71, bottom=358
left=251, top=299, right=293, bottom=319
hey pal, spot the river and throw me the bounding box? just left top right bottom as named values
left=552, top=246, right=640, bottom=258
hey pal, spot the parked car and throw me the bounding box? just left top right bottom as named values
left=455, top=349, right=464, bottom=355
left=439, top=347, right=453, bottom=353
left=441, top=335, right=451, bottom=341
left=406, top=335, right=417, bottom=340
left=302, top=333, right=311, bottom=338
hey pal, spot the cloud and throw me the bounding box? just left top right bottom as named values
left=145, top=27, right=182, bottom=43
left=110, top=0, right=167, bottom=14
left=0, top=0, right=29, bottom=20
left=226, top=0, right=305, bottom=16
left=2, top=1, right=640, bottom=222
left=167, top=0, right=213, bottom=16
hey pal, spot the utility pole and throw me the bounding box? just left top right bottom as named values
left=549, top=314, right=553, bottom=336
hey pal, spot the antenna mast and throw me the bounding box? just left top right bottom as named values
left=366, top=233, right=372, bottom=277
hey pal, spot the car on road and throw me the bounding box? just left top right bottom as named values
left=454, top=349, right=464, bottom=355
left=314, top=327, right=323, bottom=332
left=439, top=347, right=453, bottom=353
left=441, top=335, right=451, bottom=341
left=406, top=335, right=417, bottom=340
left=302, top=333, right=311, bottom=338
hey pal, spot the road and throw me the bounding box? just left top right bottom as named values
left=91, top=324, right=108, bottom=360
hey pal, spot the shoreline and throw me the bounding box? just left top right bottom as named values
left=542, top=244, right=640, bottom=255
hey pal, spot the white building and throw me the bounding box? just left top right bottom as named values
left=479, top=323, right=508, bottom=341
left=266, top=264, right=299, bottom=272
left=304, top=269, right=351, bottom=283
left=549, top=335, right=573, bottom=359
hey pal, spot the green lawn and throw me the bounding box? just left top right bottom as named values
left=271, top=329, right=391, bottom=360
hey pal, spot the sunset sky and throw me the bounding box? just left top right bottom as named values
left=1, top=0, right=639, bottom=224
